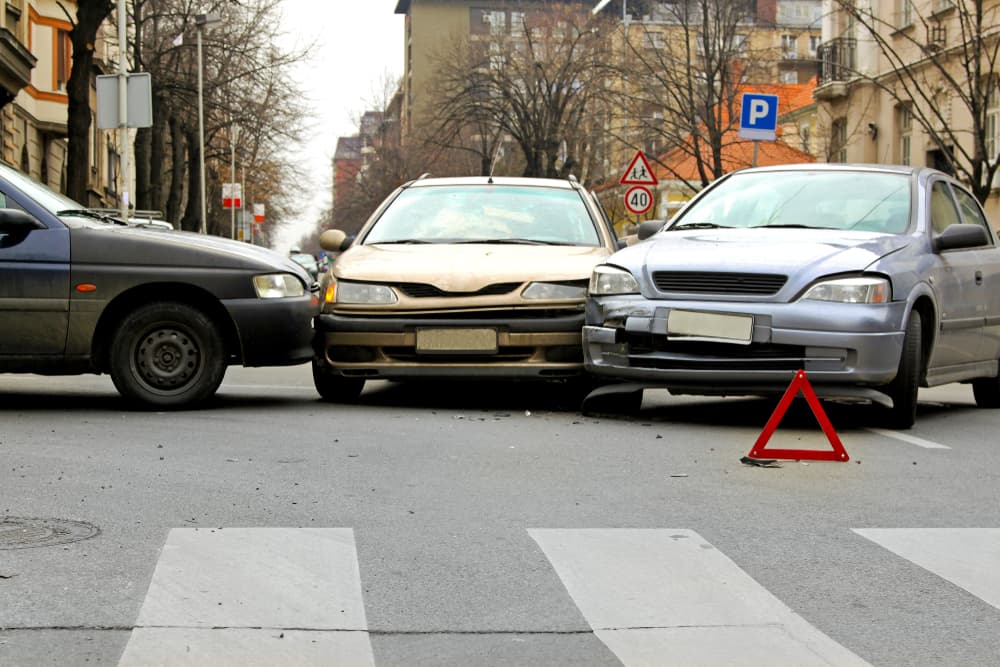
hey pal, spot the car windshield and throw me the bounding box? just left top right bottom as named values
left=364, top=184, right=601, bottom=246
left=0, top=162, right=94, bottom=220
left=670, top=170, right=912, bottom=234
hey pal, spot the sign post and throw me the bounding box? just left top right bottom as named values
left=620, top=150, right=658, bottom=226
left=738, top=93, right=779, bottom=167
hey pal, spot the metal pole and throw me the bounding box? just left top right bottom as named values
left=117, top=0, right=128, bottom=221
left=752, top=140, right=759, bottom=168
left=229, top=123, right=237, bottom=240
left=197, top=27, right=207, bottom=234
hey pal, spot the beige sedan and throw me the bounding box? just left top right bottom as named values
left=312, top=176, right=622, bottom=401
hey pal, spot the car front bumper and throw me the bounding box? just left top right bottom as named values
left=225, top=294, right=317, bottom=366
left=583, top=295, right=909, bottom=393
left=314, top=310, right=585, bottom=379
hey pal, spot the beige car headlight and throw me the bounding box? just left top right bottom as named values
left=522, top=282, right=588, bottom=300
left=589, top=266, right=640, bottom=295
left=253, top=273, right=305, bottom=298
left=801, top=276, right=890, bottom=303
left=328, top=279, right=398, bottom=304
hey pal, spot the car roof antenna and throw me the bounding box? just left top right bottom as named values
left=488, top=140, right=504, bottom=184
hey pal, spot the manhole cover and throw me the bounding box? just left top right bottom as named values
left=0, top=517, right=100, bottom=550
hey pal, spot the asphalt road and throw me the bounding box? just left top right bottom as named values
left=1, top=366, right=998, bottom=666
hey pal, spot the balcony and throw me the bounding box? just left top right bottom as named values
left=814, top=38, right=856, bottom=101
left=0, top=27, right=36, bottom=107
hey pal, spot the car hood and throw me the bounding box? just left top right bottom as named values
left=70, top=224, right=310, bottom=279
left=335, top=243, right=611, bottom=291
left=614, top=228, right=912, bottom=277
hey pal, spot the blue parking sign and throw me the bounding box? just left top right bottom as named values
left=739, top=93, right=778, bottom=141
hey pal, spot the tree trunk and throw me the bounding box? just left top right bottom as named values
left=148, top=94, right=167, bottom=213
left=180, top=125, right=200, bottom=232
left=165, top=115, right=185, bottom=226
left=66, top=1, right=114, bottom=202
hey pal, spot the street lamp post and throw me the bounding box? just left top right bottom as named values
left=230, top=122, right=239, bottom=240
left=195, top=12, right=221, bottom=235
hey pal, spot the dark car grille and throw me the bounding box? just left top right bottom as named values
left=395, top=282, right=522, bottom=298
left=652, top=271, right=787, bottom=295
left=626, top=336, right=807, bottom=371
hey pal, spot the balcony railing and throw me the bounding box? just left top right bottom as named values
left=817, top=37, right=856, bottom=84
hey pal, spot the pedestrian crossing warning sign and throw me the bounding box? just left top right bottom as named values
left=746, top=369, right=850, bottom=462
left=620, top=151, right=659, bottom=186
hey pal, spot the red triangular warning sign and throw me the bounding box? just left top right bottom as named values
left=620, top=151, right=659, bottom=185
left=746, top=369, right=849, bottom=462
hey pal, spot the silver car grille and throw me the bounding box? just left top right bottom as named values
left=651, top=271, right=787, bottom=295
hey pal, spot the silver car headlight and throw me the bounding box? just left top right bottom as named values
left=589, top=265, right=640, bottom=295
left=801, top=276, right=890, bottom=303
left=253, top=273, right=306, bottom=298
left=522, top=282, right=588, bottom=300
left=328, top=279, right=398, bottom=305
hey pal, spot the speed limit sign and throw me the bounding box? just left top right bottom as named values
left=624, top=185, right=653, bottom=215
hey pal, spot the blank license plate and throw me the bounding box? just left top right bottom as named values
left=667, top=310, right=753, bottom=344
left=416, top=328, right=498, bottom=353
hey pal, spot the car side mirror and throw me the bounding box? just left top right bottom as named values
left=0, top=208, right=45, bottom=231
left=319, top=229, right=352, bottom=252
left=933, top=223, right=989, bottom=251
left=637, top=219, right=666, bottom=241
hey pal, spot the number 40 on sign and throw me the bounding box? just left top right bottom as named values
left=624, top=185, right=653, bottom=215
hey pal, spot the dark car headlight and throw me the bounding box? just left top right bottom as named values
left=801, top=277, right=890, bottom=303
left=253, top=273, right=306, bottom=298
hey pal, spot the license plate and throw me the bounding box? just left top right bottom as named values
left=416, top=328, right=498, bottom=353
left=667, top=310, right=753, bottom=344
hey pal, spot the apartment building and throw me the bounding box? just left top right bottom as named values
left=0, top=0, right=119, bottom=207
left=815, top=0, right=1000, bottom=220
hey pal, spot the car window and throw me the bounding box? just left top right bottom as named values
left=952, top=185, right=994, bottom=244
left=670, top=170, right=911, bottom=233
left=364, top=185, right=601, bottom=246
left=930, top=181, right=962, bottom=234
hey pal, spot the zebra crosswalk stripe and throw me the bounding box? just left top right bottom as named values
left=117, top=527, right=374, bottom=667
left=853, top=528, right=1000, bottom=610
left=530, top=528, right=871, bottom=667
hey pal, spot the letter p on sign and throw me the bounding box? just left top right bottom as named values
left=749, top=99, right=769, bottom=124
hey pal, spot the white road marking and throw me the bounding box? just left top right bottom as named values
left=865, top=428, right=951, bottom=449
left=118, top=528, right=374, bottom=667
left=853, top=528, right=1000, bottom=610
left=529, top=529, right=870, bottom=667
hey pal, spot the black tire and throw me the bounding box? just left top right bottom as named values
left=312, top=357, right=365, bottom=402
left=972, top=369, right=1000, bottom=408
left=881, top=310, right=922, bottom=429
left=109, top=302, right=226, bottom=409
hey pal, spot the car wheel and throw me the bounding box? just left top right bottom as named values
left=312, top=357, right=365, bottom=402
left=971, top=368, right=1000, bottom=408
left=881, top=310, right=922, bottom=429
left=109, top=302, right=226, bottom=409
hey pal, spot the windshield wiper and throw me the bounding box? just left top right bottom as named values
left=56, top=209, right=127, bottom=225
left=756, top=223, right=831, bottom=229
left=452, top=238, right=563, bottom=245
left=669, top=222, right=731, bottom=230
left=375, top=239, right=435, bottom=244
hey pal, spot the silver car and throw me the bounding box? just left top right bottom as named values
left=583, top=164, right=1000, bottom=428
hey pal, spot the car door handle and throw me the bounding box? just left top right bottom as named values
left=975, top=270, right=983, bottom=285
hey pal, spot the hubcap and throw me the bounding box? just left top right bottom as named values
left=135, top=327, right=201, bottom=391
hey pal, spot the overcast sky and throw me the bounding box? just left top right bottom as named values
left=275, top=0, right=404, bottom=251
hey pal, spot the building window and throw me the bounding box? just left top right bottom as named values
left=898, top=0, right=912, bottom=27
left=643, top=30, right=665, bottom=50
left=808, top=35, right=819, bottom=56
left=57, top=30, right=71, bottom=92
left=781, top=34, right=798, bottom=57
left=780, top=70, right=799, bottom=83
left=107, top=142, right=118, bottom=194
left=899, top=105, right=912, bottom=165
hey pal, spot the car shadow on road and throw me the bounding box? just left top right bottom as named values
left=356, top=379, right=589, bottom=413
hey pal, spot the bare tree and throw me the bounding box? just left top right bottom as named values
left=425, top=5, right=618, bottom=180
left=825, top=0, right=1000, bottom=203
left=619, top=0, right=774, bottom=191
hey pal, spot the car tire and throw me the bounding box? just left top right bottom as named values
left=312, top=357, right=365, bottom=402
left=881, top=310, right=922, bottom=429
left=109, top=302, right=227, bottom=409
left=971, top=368, right=1000, bottom=408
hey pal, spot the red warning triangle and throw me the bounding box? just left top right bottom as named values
left=620, top=151, right=659, bottom=185
left=746, top=369, right=850, bottom=462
